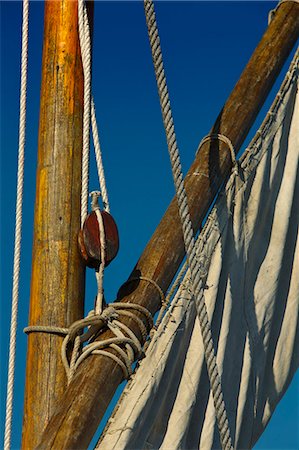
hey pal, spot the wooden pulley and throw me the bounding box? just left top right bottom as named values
left=78, top=209, right=119, bottom=268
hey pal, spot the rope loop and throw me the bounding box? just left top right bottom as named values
left=197, top=133, right=238, bottom=176
left=24, top=302, right=153, bottom=384
left=90, top=190, right=102, bottom=211
left=120, top=276, right=166, bottom=307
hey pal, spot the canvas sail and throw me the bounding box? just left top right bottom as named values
left=97, top=50, right=299, bottom=450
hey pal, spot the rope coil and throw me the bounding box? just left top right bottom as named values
left=24, top=302, right=153, bottom=383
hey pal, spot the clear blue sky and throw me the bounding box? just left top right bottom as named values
left=1, top=1, right=298, bottom=449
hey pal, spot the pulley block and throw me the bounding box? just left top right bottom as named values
left=78, top=210, right=119, bottom=268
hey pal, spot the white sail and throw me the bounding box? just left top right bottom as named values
left=97, top=50, right=299, bottom=450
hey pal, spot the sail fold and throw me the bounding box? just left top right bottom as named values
left=97, top=51, right=299, bottom=450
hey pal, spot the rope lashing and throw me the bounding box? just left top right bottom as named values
left=24, top=303, right=153, bottom=383
left=197, top=133, right=239, bottom=176
left=4, top=1, right=29, bottom=449
left=119, top=276, right=166, bottom=350
left=143, top=1, right=233, bottom=449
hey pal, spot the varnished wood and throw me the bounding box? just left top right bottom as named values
left=21, top=1, right=92, bottom=448
left=38, top=3, right=299, bottom=449
left=79, top=210, right=119, bottom=268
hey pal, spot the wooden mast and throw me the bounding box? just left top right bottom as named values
left=36, top=2, right=299, bottom=449
left=21, top=1, right=92, bottom=448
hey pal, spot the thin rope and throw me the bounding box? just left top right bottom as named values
left=90, top=191, right=106, bottom=314
left=120, top=276, right=166, bottom=306
left=78, top=0, right=92, bottom=226
left=79, top=1, right=111, bottom=219
left=112, top=302, right=154, bottom=330
left=24, top=325, right=68, bottom=335
left=91, top=99, right=110, bottom=213
left=78, top=1, right=111, bottom=319
left=4, top=1, right=29, bottom=448
left=144, top=1, right=233, bottom=448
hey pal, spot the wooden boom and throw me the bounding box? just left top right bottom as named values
left=21, top=1, right=92, bottom=448
left=38, top=2, right=299, bottom=449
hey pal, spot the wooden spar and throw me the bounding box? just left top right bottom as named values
left=38, top=2, right=299, bottom=449
left=21, top=1, right=92, bottom=448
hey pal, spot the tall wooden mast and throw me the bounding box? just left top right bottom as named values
left=37, top=2, right=299, bottom=449
left=21, top=1, right=92, bottom=448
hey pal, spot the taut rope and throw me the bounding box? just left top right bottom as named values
left=4, top=1, right=29, bottom=448
left=143, top=1, right=233, bottom=448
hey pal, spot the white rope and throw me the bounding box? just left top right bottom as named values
left=78, top=1, right=111, bottom=320
left=197, top=133, right=237, bottom=164
left=144, top=1, right=233, bottom=448
left=79, top=0, right=110, bottom=222
left=90, top=191, right=106, bottom=314
left=74, top=309, right=139, bottom=378
left=66, top=305, right=145, bottom=381
left=25, top=303, right=152, bottom=383
left=24, top=325, right=68, bottom=335
left=78, top=0, right=92, bottom=226
left=4, top=1, right=29, bottom=448
left=91, top=99, right=110, bottom=213
left=197, top=133, right=239, bottom=176
left=121, top=276, right=166, bottom=307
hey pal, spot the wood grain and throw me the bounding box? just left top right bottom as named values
left=38, top=2, right=299, bottom=449
left=21, top=1, right=90, bottom=447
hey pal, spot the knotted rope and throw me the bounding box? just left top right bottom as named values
left=119, top=276, right=167, bottom=350
left=25, top=302, right=153, bottom=384
left=144, top=1, right=233, bottom=448
left=4, top=1, right=29, bottom=449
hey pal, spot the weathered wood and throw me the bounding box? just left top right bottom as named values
left=21, top=1, right=92, bottom=448
left=38, top=3, right=299, bottom=449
